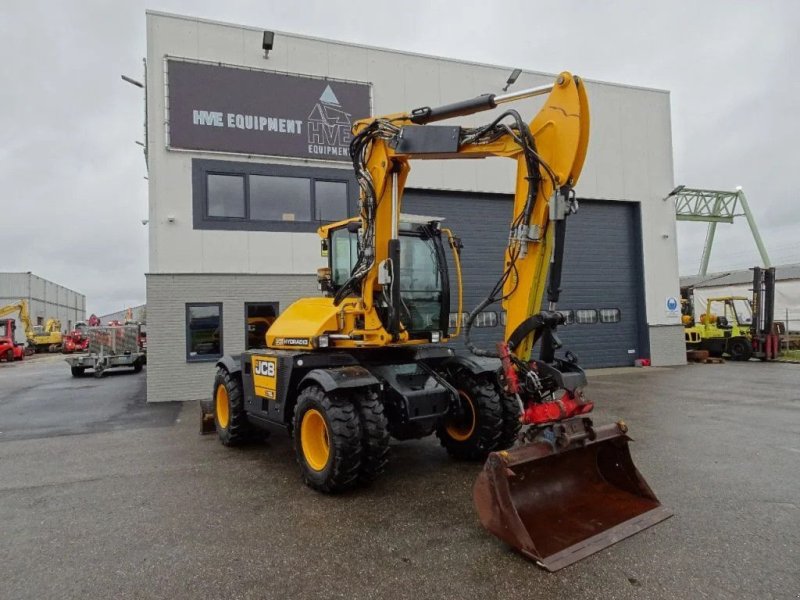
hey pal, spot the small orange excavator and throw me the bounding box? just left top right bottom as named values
left=208, top=71, right=671, bottom=571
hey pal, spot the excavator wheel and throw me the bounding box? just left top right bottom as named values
left=354, top=389, right=390, bottom=483
left=728, top=337, right=752, bottom=361
left=213, top=367, right=251, bottom=446
left=293, top=385, right=362, bottom=493
left=437, top=371, right=502, bottom=461
left=495, top=388, right=522, bottom=450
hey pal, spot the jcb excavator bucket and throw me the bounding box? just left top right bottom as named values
left=474, top=420, right=671, bottom=571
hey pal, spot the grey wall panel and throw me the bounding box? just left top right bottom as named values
left=146, top=273, right=317, bottom=402
left=403, top=190, right=647, bottom=368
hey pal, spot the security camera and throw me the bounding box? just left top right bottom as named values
left=263, top=31, right=274, bottom=58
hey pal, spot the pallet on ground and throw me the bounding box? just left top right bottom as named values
left=687, top=350, right=725, bottom=364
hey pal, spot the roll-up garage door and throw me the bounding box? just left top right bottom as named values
left=403, top=189, right=647, bottom=368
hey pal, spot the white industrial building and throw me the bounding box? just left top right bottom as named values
left=144, top=10, right=684, bottom=403
left=0, top=272, right=86, bottom=343
left=98, top=304, right=147, bottom=325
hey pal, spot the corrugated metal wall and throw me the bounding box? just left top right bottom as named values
left=0, top=273, right=86, bottom=343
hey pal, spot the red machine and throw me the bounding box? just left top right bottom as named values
left=0, top=319, right=25, bottom=362
left=62, top=322, right=90, bottom=354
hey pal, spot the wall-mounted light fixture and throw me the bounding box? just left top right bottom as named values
left=121, top=74, right=143, bottom=88
left=167, top=216, right=176, bottom=223
left=502, top=68, right=522, bottom=92
left=262, top=31, right=275, bottom=58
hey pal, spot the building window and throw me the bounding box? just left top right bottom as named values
left=245, top=302, right=279, bottom=350
left=186, top=303, right=222, bottom=361
left=599, top=308, right=621, bottom=323
left=250, top=175, right=311, bottom=222
left=448, top=312, right=467, bottom=330
left=561, top=310, right=575, bottom=325
left=575, top=309, right=598, bottom=324
left=474, top=311, right=498, bottom=328
left=193, top=159, right=356, bottom=233
left=207, top=174, right=245, bottom=218
left=315, top=181, right=348, bottom=221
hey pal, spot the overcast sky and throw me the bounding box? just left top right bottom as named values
left=2, top=1, right=798, bottom=314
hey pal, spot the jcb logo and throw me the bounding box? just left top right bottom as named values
left=255, top=360, right=275, bottom=377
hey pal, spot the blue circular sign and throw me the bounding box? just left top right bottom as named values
left=666, top=296, right=679, bottom=311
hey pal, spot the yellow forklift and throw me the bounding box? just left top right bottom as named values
left=682, top=266, right=778, bottom=361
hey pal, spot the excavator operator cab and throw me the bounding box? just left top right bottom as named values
left=321, top=214, right=452, bottom=340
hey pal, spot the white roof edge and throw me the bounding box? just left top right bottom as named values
left=145, top=10, right=671, bottom=95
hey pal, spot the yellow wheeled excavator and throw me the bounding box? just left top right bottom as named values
left=205, top=71, right=671, bottom=570
left=0, top=299, right=62, bottom=353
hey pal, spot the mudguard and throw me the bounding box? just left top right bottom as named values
left=443, top=353, right=502, bottom=377
left=299, top=365, right=380, bottom=393
left=215, top=354, right=242, bottom=376
left=201, top=354, right=243, bottom=433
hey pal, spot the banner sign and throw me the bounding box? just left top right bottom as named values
left=167, top=59, right=371, bottom=161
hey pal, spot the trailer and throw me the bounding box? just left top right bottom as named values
left=65, top=325, right=145, bottom=377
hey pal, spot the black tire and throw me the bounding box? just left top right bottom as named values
left=354, top=389, right=390, bottom=483
left=495, top=389, right=522, bottom=450
left=728, top=337, right=752, bottom=361
left=4, top=349, right=12, bottom=362
left=293, top=385, right=362, bottom=493
left=436, top=371, right=503, bottom=460
left=70, top=366, right=85, bottom=377
left=213, top=367, right=251, bottom=446
left=133, top=360, right=143, bottom=373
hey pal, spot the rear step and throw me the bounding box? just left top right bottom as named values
left=474, top=418, right=672, bottom=571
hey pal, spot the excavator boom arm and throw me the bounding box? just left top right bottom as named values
left=0, top=300, right=34, bottom=339
left=346, top=72, right=589, bottom=359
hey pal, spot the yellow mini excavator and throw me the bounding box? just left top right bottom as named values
left=204, top=72, right=671, bottom=570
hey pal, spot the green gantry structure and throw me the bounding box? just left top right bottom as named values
left=668, top=185, right=771, bottom=276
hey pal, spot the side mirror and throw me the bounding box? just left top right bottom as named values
left=320, top=239, right=329, bottom=257
left=317, top=267, right=334, bottom=296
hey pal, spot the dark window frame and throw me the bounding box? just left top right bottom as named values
left=313, top=179, right=350, bottom=222
left=205, top=172, right=246, bottom=220
left=244, top=301, right=280, bottom=351
left=193, top=159, right=356, bottom=233
left=185, top=302, right=223, bottom=362
left=599, top=308, right=622, bottom=323
left=575, top=309, right=599, bottom=325
left=249, top=174, right=312, bottom=223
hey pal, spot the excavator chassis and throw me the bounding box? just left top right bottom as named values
left=474, top=417, right=672, bottom=571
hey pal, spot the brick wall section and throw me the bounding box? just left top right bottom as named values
left=146, top=273, right=317, bottom=403
left=648, top=324, right=687, bottom=366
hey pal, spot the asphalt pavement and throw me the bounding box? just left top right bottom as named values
left=0, top=356, right=797, bottom=599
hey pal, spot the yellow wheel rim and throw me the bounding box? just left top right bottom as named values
left=215, top=384, right=230, bottom=429
left=300, top=409, right=330, bottom=471
left=446, top=390, right=477, bottom=442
